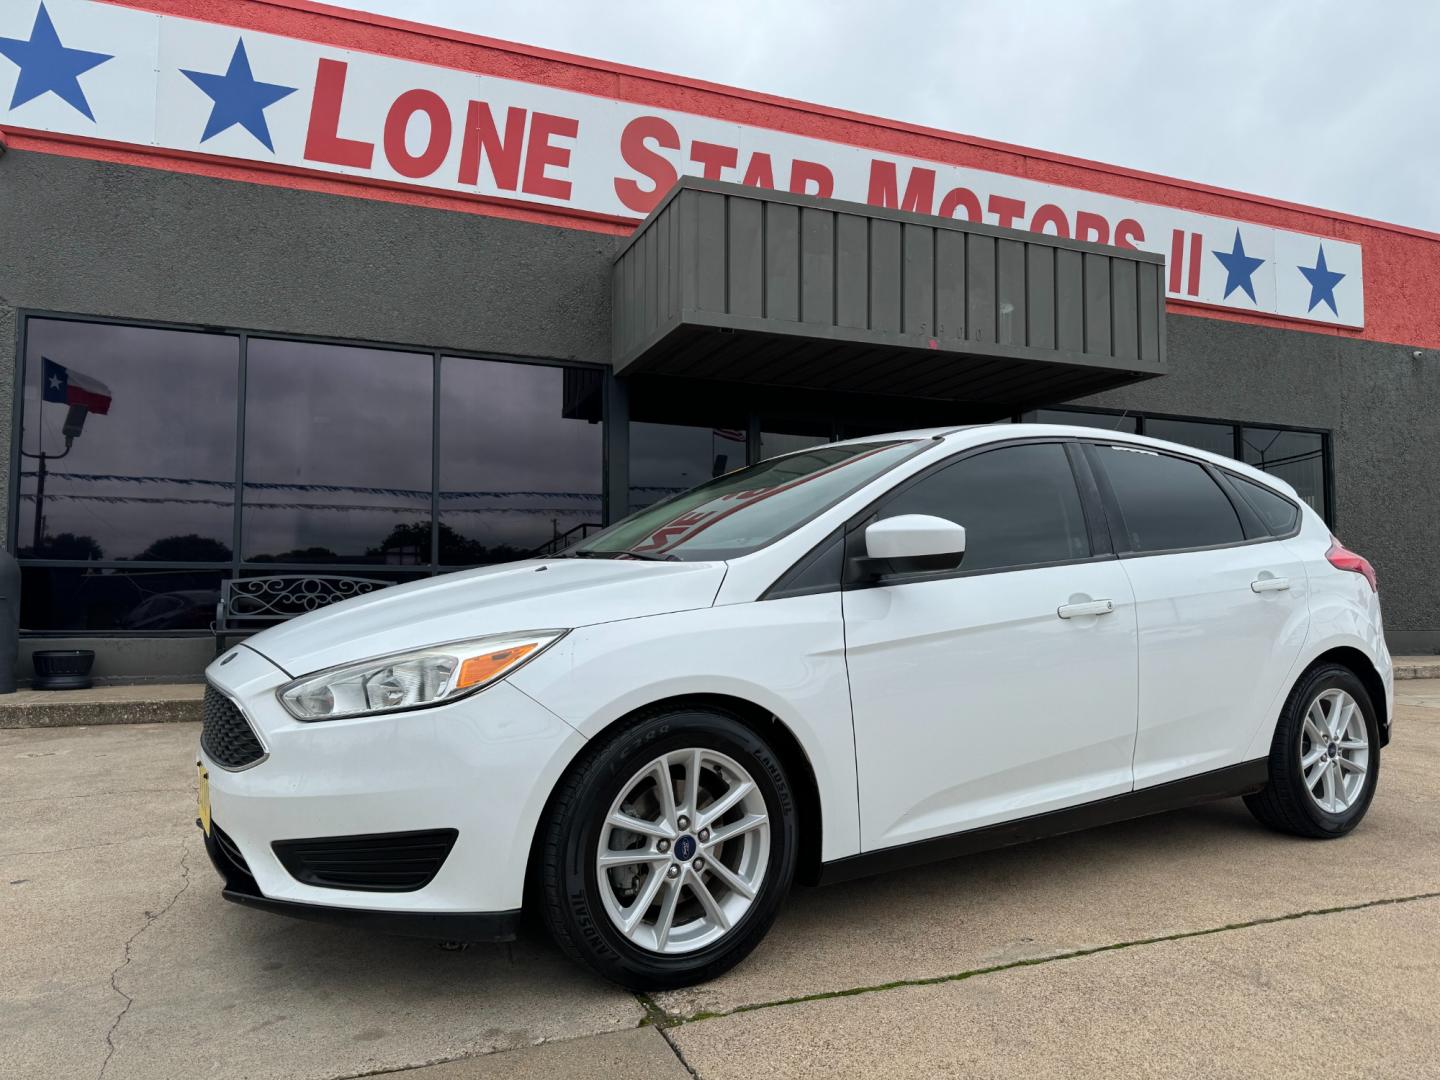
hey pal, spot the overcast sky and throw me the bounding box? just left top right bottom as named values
left=338, top=0, right=1438, bottom=232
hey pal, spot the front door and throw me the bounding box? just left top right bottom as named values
left=843, top=441, right=1139, bottom=852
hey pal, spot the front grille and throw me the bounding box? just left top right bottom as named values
left=201, top=685, right=266, bottom=769
left=273, top=829, right=459, bottom=892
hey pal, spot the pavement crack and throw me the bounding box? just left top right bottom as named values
left=315, top=1052, right=477, bottom=1080
left=636, top=993, right=701, bottom=1078
left=96, top=840, right=193, bottom=1080
left=665, top=889, right=1440, bottom=1027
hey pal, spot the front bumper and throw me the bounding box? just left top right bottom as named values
left=200, top=643, right=587, bottom=921
left=201, top=823, right=520, bottom=941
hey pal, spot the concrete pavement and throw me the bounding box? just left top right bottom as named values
left=2, top=682, right=1437, bottom=1079
left=671, top=896, right=1440, bottom=1080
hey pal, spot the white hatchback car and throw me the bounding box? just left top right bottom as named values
left=199, top=424, right=1391, bottom=989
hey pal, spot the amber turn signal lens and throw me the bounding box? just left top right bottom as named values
left=455, top=643, right=539, bottom=689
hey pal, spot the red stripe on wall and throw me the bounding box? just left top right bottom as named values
left=1187, top=232, right=1204, bottom=297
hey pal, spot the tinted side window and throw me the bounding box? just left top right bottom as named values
left=1228, top=474, right=1300, bottom=536
left=1095, top=446, right=1243, bottom=553
left=879, top=443, right=1090, bottom=572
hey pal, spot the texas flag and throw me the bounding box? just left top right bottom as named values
left=42, top=357, right=112, bottom=414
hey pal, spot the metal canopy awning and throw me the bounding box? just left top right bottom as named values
left=611, top=178, right=1166, bottom=410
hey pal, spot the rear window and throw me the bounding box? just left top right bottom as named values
left=1228, top=474, right=1301, bottom=536
left=1095, top=445, right=1244, bottom=553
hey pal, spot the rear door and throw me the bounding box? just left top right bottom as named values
left=843, top=440, right=1139, bottom=851
left=1085, top=443, right=1310, bottom=788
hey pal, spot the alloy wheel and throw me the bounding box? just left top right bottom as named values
left=1299, top=688, right=1370, bottom=814
left=596, top=747, right=771, bottom=954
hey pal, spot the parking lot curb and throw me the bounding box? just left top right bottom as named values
left=1392, top=657, right=1440, bottom=681
left=0, top=687, right=202, bottom=729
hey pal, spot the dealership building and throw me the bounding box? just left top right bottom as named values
left=0, top=0, right=1437, bottom=681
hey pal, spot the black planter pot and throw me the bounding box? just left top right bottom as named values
left=32, top=649, right=95, bottom=691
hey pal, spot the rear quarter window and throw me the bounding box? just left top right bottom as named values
left=1228, top=474, right=1301, bottom=536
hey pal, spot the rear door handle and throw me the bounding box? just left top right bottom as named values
left=1251, top=577, right=1291, bottom=593
left=1057, top=599, right=1114, bottom=619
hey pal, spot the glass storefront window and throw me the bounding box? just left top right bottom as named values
left=17, top=320, right=239, bottom=561
left=9, top=315, right=1339, bottom=631
left=12, top=318, right=608, bottom=628
left=756, top=415, right=833, bottom=462
left=1144, top=417, right=1235, bottom=457
left=1031, top=408, right=1138, bottom=432
left=629, top=423, right=747, bottom=513
left=439, top=357, right=603, bottom=564
left=759, top=431, right=831, bottom=461
left=242, top=340, right=433, bottom=564
left=19, top=566, right=227, bottom=632
left=1242, top=427, right=1327, bottom=519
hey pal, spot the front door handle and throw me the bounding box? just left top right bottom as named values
left=1251, top=577, right=1291, bottom=593
left=1057, top=599, right=1114, bottom=619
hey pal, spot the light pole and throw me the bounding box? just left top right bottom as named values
left=20, top=403, right=90, bottom=553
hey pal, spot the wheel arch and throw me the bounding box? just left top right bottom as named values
left=1306, top=645, right=1389, bottom=743
left=524, top=692, right=827, bottom=901
left=1245, top=638, right=1391, bottom=764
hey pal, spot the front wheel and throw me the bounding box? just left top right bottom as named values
left=539, top=706, right=798, bottom=989
left=1245, top=663, right=1380, bottom=838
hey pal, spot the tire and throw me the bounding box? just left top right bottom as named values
left=539, top=705, right=799, bottom=990
left=1244, top=663, right=1380, bottom=838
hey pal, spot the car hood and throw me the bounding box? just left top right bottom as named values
left=240, top=558, right=728, bottom=677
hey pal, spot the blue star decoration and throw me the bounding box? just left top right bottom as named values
left=181, top=39, right=296, bottom=152
left=0, top=2, right=112, bottom=121
left=1298, top=244, right=1345, bottom=316
left=1212, top=229, right=1265, bottom=303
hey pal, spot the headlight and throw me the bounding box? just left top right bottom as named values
left=277, top=631, right=566, bottom=721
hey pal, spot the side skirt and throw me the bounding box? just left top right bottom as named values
left=818, top=759, right=1270, bottom=886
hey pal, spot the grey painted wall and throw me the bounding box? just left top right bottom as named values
left=0, top=149, right=617, bottom=372
left=0, top=148, right=1433, bottom=681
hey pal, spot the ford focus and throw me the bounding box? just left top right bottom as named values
left=197, top=424, right=1391, bottom=989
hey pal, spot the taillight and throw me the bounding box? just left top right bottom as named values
left=1326, top=537, right=1378, bottom=592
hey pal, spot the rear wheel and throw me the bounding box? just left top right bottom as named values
left=1245, top=663, right=1380, bottom=838
left=539, top=706, right=798, bottom=989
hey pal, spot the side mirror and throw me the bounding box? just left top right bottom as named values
left=858, top=514, right=967, bottom=578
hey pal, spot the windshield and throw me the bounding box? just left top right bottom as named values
left=567, top=441, right=923, bottom=561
